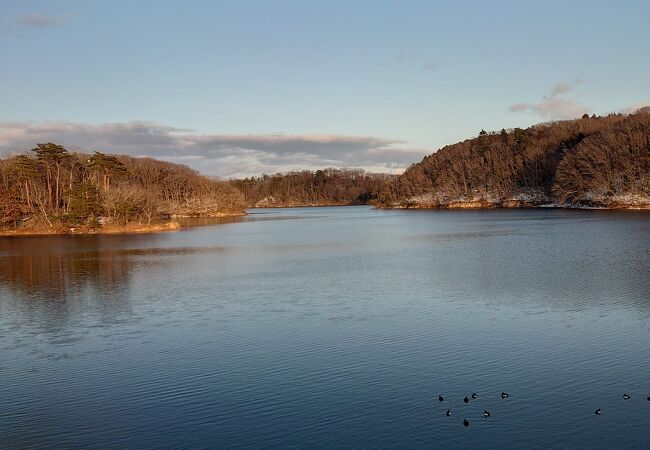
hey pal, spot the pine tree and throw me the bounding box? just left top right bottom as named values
left=11, top=155, right=39, bottom=209
left=31, top=143, right=70, bottom=212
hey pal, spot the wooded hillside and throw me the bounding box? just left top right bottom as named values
left=3, top=109, right=647, bottom=234
left=230, top=168, right=393, bottom=207
left=376, top=110, right=650, bottom=208
left=0, top=145, right=245, bottom=233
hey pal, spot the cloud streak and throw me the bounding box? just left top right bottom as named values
left=0, top=121, right=426, bottom=178
left=618, top=102, right=650, bottom=115
left=510, top=81, right=590, bottom=120
left=17, top=13, right=71, bottom=29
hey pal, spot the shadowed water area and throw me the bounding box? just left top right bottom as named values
left=1, top=207, right=649, bottom=449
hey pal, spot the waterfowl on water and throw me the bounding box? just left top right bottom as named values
left=463, top=419, right=470, bottom=427
left=595, top=409, right=603, bottom=415
left=471, top=393, right=477, bottom=399
left=438, top=395, right=444, bottom=402
left=501, top=392, right=509, bottom=399
left=483, top=410, right=491, bottom=417
left=464, top=396, right=469, bottom=403
left=647, top=396, right=650, bottom=402
left=623, top=394, right=631, bottom=400
left=446, top=409, right=452, bottom=416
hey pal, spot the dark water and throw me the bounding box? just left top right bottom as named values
left=1, top=207, right=649, bottom=449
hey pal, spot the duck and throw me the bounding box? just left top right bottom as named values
left=446, top=409, right=452, bottom=416
left=623, top=394, right=631, bottom=400
left=501, top=392, right=509, bottom=399
left=438, top=395, right=444, bottom=402
left=594, top=408, right=603, bottom=415
left=647, top=396, right=650, bottom=402
left=483, top=410, right=491, bottom=417
left=463, top=419, right=470, bottom=427
left=464, top=395, right=469, bottom=403
left=471, top=393, right=477, bottom=399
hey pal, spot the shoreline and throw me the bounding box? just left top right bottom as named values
left=380, top=203, right=650, bottom=211
left=377, top=193, right=650, bottom=211
left=249, top=202, right=361, bottom=208
left=2, top=203, right=648, bottom=237
left=0, top=212, right=247, bottom=237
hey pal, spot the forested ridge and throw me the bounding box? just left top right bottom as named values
left=2, top=110, right=648, bottom=234
left=230, top=169, right=393, bottom=207
left=376, top=110, right=650, bottom=208
left=0, top=144, right=245, bottom=233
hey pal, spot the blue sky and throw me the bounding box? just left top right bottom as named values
left=1, top=0, right=649, bottom=177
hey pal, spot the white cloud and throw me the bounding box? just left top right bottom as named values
left=618, top=102, right=650, bottom=115
left=510, top=81, right=590, bottom=120
left=549, top=82, right=572, bottom=96
left=0, top=121, right=427, bottom=178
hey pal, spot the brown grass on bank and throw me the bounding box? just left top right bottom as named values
left=0, top=220, right=183, bottom=237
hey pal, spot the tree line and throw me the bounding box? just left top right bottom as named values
left=376, top=109, right=650, bottom=208
left=230, top=168, right=394, bottom=207
left=0, top=144, right=245, bottom=231
left=3, top=109, right=647, bottom=232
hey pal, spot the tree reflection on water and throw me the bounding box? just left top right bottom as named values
left=1, top=243, right=134, bottom=300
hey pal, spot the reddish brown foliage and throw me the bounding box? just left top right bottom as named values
left=377, top=111, right=650, bottom=207
left=231, top=168, right=393, bottom=207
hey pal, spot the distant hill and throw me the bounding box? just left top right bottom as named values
left=230, top=168, right=393, bottom=208
left=3, top=109, right=648, bottom=236
left=376, top=110, right=650, bottom=209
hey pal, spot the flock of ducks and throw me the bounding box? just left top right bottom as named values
left=594, top=394, right=650, bottom=415
left=438, top=392, right=650, bottom=427
left=437, top=392, right=508, bottom=427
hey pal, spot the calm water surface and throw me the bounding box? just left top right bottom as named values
left=1, top=207, right=649, bottom=449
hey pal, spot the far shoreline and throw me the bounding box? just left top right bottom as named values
left=380, top=203, right=650, bottom=211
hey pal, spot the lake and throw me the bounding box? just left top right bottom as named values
left=1, top=206, right=649, bottom=449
